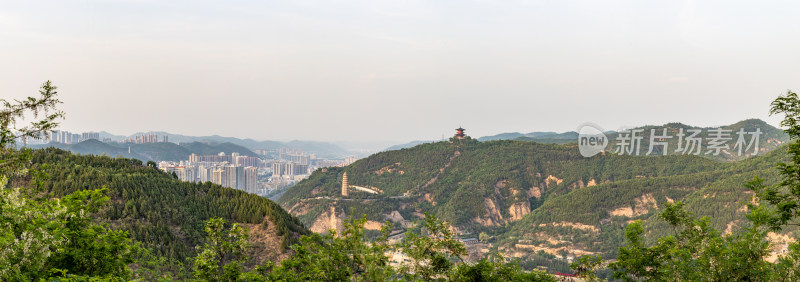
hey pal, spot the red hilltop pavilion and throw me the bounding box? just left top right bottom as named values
left=455, top=127, right=466, bottom=139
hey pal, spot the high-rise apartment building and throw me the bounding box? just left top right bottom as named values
left=272, top=163, right=284, bottom=177
left=223, top=165, right=244, bottom=190
left=236, top=166, right=245, bottom=190
left=81, top=132, right=99, bottom=141
left=212, top=168, right=225, bottom=187
left=284, top=163, right=294, bottom=178
left=245, top=166, right=258, bottom=194
left=198, top=165, right=211, bottom=183
left=234, top=156, right=259, bottom=167
left=281, top=153, right=310, bottom=165
left=123, top=133, right=170, bottom=144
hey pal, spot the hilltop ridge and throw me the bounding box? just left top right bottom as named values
left=279, top=119, right=794, bottom=270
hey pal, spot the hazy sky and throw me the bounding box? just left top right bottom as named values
left=2, top=0, right=799, bottom=144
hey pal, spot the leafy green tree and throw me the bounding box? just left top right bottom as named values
left=574, top=91, right=800, bottom=281
left=451, top=256, right=556, bottom=282
left=0, top=187, right=67, bottom=279
left=192, top=217, right=250, bottom=281
left=756, top=90, right=800, bottom=229
left=48, top=188, right=137, bottom=278
left=187, top=210, right=561, bottom=281
left=478, top=232, right=489, bottom=243
left=267, top=213, right=395, bottom=281
left=0, top=187, right=136, bottom=280
left=132, top=249, right=189, bottom=281
left=773, top=240, right=800, bottom=281
left=606, top=201, right=777, bottom=281
left=0, top=81, right=67, bottom=280
left=1, top=80, right=63, bottom=187
left=1, top=82, right=138, bottom=280
left=570, top=254, right=603, bottom=281
left=396, top=213, right=467, bottom=281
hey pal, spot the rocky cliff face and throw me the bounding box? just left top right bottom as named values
left=509, top=201, right=531, bottom=221
left=305, top=204, right=385, bottom=234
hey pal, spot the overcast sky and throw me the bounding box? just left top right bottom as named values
left=2, top=0, right=799, bottom=144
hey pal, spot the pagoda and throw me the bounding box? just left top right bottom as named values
left=341, top=172, right=349, bottom=197
left=455, top=127, right=466, bottom=139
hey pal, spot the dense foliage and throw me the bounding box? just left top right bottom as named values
left=1, top=82, right=308, bottom=279
left=190, top=213, right=557, bottom=281
left=1, top=186, right=138, bottom=280
left=566, top=91, right=800, bottom=281
left=18, top=147, right=308, bottom=261
left=1, top=81, right=138, bottom=280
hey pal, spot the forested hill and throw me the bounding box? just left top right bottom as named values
left=499, top=144, right=796, bottom=263
left=279, top=138, right=731, bottom=232
left=12, top=148, right=308, bottom=265
left=278, top=139, right=723, bottom=234
left=278, top=135, right=795, bottom=270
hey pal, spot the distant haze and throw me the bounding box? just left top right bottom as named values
left=1, top=1, right=798, bottom=143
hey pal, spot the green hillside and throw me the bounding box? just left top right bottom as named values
left=278, top=120, right=793, bottom=269
left=280, top=138, right=726, bottom=231
left=12, top=148, right=308, bottom=264
left=500, top=145, right=794, bottom=259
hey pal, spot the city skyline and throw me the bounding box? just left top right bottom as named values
left=2, top=1, right=799, bottom=142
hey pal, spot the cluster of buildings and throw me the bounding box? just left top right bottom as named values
left=123, top=133, right=168, bottom=144
left=189, top=152, right=260, bottom=167
left=272, top=150, right=312, bottom=179
left=271, top=162, right=309, bottom=179
left=20, top=128, right=364, bottom=196
left=280, top=151, right=310, bottom=164
left=160, top=152, right=262, bottom=194
left=159, top=151, right=321, bottom=195
left=17, top=130, right=101, bottom=145
left=335, top=156, right=360, bottom=167
left=14, top=126, right=364, bottom=198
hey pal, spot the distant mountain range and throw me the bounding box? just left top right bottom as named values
left=383, top=132, right=580, bottom=151
left=28, top=139, right=258, bottom=162
left=98, top=131, right=354, bottom=159
left=477, top=131, right=579, bottom=142
left=383, top=131, right=581, bottom=151
left=384, top=140, right=438, bottom=151
left=75, top=118, right=786, bottom=162
left=387, top=119, right=786, bottom=161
